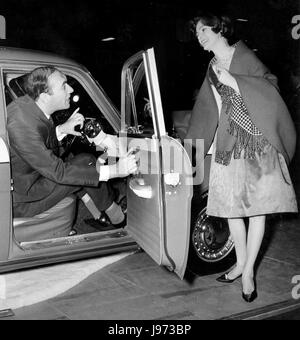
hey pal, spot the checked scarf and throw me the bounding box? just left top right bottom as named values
left=208, top=64, right=269, bottom=166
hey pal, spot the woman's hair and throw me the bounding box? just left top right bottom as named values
left=191, top=12, right=235, bottom=42
left=25, top=66, right=58, bottom=100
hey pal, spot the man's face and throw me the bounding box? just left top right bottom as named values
left=47, top=71, right=73, bottom=112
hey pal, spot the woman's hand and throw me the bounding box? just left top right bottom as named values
left=212, top=65, right=236, bottom=88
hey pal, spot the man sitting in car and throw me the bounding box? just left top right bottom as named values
left=7, top=66, right=138, bottom=233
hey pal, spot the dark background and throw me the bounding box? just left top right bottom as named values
left=1, top=0, right=299, bottom=127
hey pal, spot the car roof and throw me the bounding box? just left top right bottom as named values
left=0, top=46, right=87, bottom=70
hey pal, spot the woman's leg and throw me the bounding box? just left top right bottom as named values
left=227, top=218, right=247, bottom=279
left=242, top=215, right=266, bottom=294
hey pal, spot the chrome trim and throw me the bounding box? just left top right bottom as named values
left=0, top=137, right=9, bottom=163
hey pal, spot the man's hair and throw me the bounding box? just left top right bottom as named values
left=25, top=66, right=58, bottom=100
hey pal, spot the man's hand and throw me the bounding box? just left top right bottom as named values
left=116, top=149, right=139, bottom=177
left=98, top=148, right=139, bottom=179
left=57, top=108, right=85, bottom=137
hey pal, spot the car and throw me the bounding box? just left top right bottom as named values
left=0, top=46, right=234, bottom=278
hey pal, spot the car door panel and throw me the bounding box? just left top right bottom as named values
left=126, top=137, right=164, bottom=265
left=160, top=136, right=193, bottom=279
left=122, top=48, right=192, bottom=278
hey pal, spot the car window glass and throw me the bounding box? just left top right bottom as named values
left=4, top=86, right=13, bottom=106
left=4, top=72, right=115, bottom=135
left=125, top=63, right=155, bottom=136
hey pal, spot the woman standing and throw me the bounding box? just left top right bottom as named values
left=185, top=12, right=298, bottom=302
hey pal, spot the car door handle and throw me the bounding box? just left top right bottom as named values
left=164, top=173, right=180, bottom=188
left=129, top=177, right=153, bottom=199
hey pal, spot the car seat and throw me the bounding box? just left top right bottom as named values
left=13, top=195, right=77, bottom=243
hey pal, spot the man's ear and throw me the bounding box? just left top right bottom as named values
left=38, top=92, right=49, bottom=103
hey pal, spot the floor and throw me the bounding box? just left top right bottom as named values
left=1, top=209, right=299, bottom=320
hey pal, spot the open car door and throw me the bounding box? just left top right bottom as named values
left=121, top=48, right=193, bottom=279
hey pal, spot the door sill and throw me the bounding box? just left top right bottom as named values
left=20, top=228, right=128, bottom=250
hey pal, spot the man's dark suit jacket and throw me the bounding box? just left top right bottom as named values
left=7, top=95, right=100, bottom=215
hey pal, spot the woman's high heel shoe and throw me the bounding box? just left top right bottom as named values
left=242, top=289, right=257, bottom=303
left=216, top=272, right=242, bottom=283
left=242, top=279, right=257, bottom=303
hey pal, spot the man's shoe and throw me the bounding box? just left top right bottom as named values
left=84, top=214, right=115, bottom=231
left=84, top=214, right=127, bottom=231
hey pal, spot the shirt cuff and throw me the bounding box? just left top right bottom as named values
left=56, top=126, right=67, bottom=141
left=87, top=130, right=107, bottom=146
left=98, top=165, right=110, bottom=182
left=101, top=135, right=119, bottom=157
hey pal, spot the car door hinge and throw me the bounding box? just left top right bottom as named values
left=11, top=179, right=14, bottom=191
